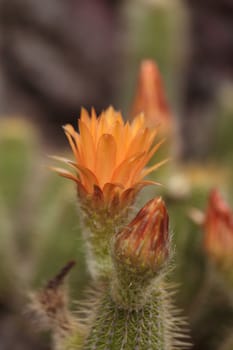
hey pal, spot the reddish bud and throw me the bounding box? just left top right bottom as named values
left=114, top=197, right=170, bottom=273
left=204, top=189, right=233, bottom=268
left=130, top=60, right=172, bottom=130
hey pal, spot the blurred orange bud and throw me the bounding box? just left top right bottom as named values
left=204, top=189, right=233, bottom=268
left=130, top=60, right=172, bottom=130
left=114, top=197, right=170, bottom=273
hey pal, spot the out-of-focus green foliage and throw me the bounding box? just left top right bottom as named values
left=0, top=118, right=88, bottom=306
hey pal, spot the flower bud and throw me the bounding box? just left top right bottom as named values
left=130, top=59, right=172, bottom=131
left=114, top=197, right=170, bottom=274
left=204, top=189, right=233, bottom=269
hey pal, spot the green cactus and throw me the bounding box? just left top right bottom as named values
left=23, top=101, right=191, bottom=350
left=0, top=117, right=88, bottom=312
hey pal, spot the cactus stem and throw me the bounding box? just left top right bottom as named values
left=120, top=309, right=129, bottom=350
left=135, top=308, right=143, bottom=350
left=148, top=301, right=153, bottom=350
left=103, top=305, right=118, bottom=350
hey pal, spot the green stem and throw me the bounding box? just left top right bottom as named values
left=80, top=283, right=186, bottom=350
left=81, top=207, right=131, bottom=279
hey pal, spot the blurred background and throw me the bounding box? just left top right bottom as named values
left=0, top=1, right=233, bottom=349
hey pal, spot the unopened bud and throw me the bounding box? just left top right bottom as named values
left=204, top=189, right=233, bottom=270
left=130, top=59, right=172, bottom=131
left=114, top=197, right=170, bottom=274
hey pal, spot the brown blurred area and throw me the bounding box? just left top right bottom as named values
left=181, top=0, right=233, bottom=159
left=0, top=0, right=232, bottom=157
left=0, top=0, right=123, bottom=145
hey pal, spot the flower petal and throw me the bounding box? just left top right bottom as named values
left=80, top=107, right=91, bottom=129
left=75, top=164, right=99, bottom=193
left=145, top=138, right=166, bottom=164
left=63, top=124, right=82, bottom=163
left=126, top=140, right=165, bottom=184
left=78, top=120, right=96, bottom=170
left=111, top=153, right=145, bottom=187
left=141, top=158, right=170, bottom=178
left=102, top=182, right=124, bottom=204
left=50, top=167, right=79, bottom=183
left=131, top=113, right=145, bottom=135
left=125, top=128, right=150, bottom=158
left=49, top=155, right=77, bottom=170
left=95, top=134, right=117, bottom=187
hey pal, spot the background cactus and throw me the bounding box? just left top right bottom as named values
left=0, top=118, right=88, bottom=349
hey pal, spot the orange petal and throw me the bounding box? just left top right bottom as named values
left=50, top=167, right=79, bottom=183
left=135, top=180, right=162, bottom=191
left=114, top=111, right=124, bottom=125
left=102, top=182, right=124, bottom=204
left=80, top=107, right=91, bottom=129
left=145, top=138, right=166, bottom=164
left=117, top=122, right=131, bottom=161
left=96, top=111, right=106, bottom=142
left=49, top=155, right=77, bottom=170
left=90, top=108, right=98, bottom=144
left=78, top=120, right=96, bottom=170
left=63, top=125, right=77, bottom=154
left=128, top=139, right=166, bottom=184
left=131, top=113, right=146, bottom=135
left=141, top=158, right=170, bottom=178
left=63, top=124, right=82, bottom=163
left=125, top=128, right=150, bottom=158
left=75, top=164, right=99, bottom=193
left=105, top=106, right=117, bottom=126
left=111, top=153, right=145, bottom=187
left=112, top=120, right=125, bottom=164
left=95, top=134, right=117, bottom=187
left=63, top=123, right=76, bottom=136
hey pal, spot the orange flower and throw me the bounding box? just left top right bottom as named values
left=53, top=107, right=167, bottom=212
left=114, top=197, right=169, bottom=272
left=204, top=189, right=233, bottom=267
left=130, top=60, right=172, bottom=130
